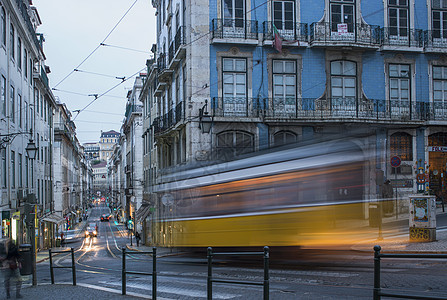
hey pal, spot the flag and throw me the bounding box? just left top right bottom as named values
left=272, top=24, right=282, bottom=53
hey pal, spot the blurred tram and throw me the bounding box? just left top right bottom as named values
left=152, top=138, right=386, bottom=249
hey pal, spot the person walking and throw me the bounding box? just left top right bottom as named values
left=135, top=231, right=141, bottom=247
left=2, top=239, right=22, bottom=299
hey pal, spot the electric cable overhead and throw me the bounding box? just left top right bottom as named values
left=53, top=0, right=139, bottom=88
left=73, top=67, right=146, bottom=120
left=100, top=43, right=151, bottom=54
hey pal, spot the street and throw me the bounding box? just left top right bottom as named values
left=23, top=203, right=447, bottom=299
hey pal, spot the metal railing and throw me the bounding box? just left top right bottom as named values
left=373, top=245, right=447, bottom=300
left=380, top=27, right=423, bottom=47
left=424, top=30, right=447, bottom=49
left=309, top=22, right=381, bottom=45
left=122, top=247, right=157, bottom=299
left=49, top=247, right=76, bottom=285
left=211, top=19, right=258, bottom=40
left=263, top=21, right=308, bottom=42
left=207, top=246, right=270, bottom=300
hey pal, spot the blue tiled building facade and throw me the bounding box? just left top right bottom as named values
left=207, top=0, right=447, bottom=200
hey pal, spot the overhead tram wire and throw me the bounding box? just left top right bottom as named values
left=52, top=88, right=123, bottom=99
left=53, top=0, right=139, bottom=89
left=74, top=69, right=126, bottom=81
left=100, top=43, right=151, bottom=55
left=73, top=67, right=146, bottom=120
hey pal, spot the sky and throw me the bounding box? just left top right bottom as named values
left=34, top=0, right=156, bottom=144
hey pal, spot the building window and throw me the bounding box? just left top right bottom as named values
left=330, top=60, right=356, bottom=112
left=432, top=0, right=447, bottom=39
left=216, top=130, right=254, bottom=159
left=389, top=64, right=410, bottom=112
left=223, top=0, right=245, bottom=27
left=11, top=150, right=15, bottom=188
left=18, top=94, right=22, bottom=128
left=390, top=132, right=413, bottom=161
left=330, top=0, right=355, bottom=33
left=388, top=0, right=408, bottom=37
left=273, top=60, right=296, bottom=115
left=17, top=37, right=21, bottom=70
left=273, top=0, right=294, bottom=31
left=0, top=75, right=5, bottom=116
left=274, top=131, right=297, bottom=146
left=10, top=86, right=14, bottom=123
left=25, top=156, right=28, bottom=187
left=9, top=23, right=14, bottom=59
left=222, top=57, right=247, bottom=116
left=1, top=149, right=5, bottom=188
left=433, top=66, right=447, bottom=109
left=1, top=7, right=5, bottom=47
left=18, top=153, right=22, bottom=188
left=24, top=50, right=27, bottom=78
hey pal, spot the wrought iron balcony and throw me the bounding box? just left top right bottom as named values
left=309, top=22, right=381, bottom=46
left=168, top=28, right=186, bottom=67
left=210, top=97, right=447, bottom=123
left=263, top=21, right=308, bottom=43
left=211, top=19, right=258, bottom=40
left=261, top=97, right=447, bottom=122
left=157, top=53, right=167, bottom=74
left=380, top=27, right=423, bottom=48
left=423, top=30, right=447, bottom=51
left=152, top=101, right=185, bottom=135
left=211, top=97, right=264, bottom=118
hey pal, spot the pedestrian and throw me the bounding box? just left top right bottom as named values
left=2, top=239, right=22, bottom=299
left=135, top=231, right=141, bottom=247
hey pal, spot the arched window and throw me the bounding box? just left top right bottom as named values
left=216, top=131, right=254, bottom=160
left=273, top=130, right=297, bottom=146
left=390, top=132, right=412, bottom=161
left=428, top=132, right=447, bottom=146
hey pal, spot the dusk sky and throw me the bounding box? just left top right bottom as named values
left=34, top=0, right=156, bottom=143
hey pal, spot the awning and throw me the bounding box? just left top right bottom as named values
left=41, top=213, right=65, bottom=225
left=135, top=203, right=152, bottom=223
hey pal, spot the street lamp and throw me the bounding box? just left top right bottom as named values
left=25, top=132, right=38, bottom=286
left=199, top=100, right=213, bottom=134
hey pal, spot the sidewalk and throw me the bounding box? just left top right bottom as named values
left=19, top=283, right=151, bottom=299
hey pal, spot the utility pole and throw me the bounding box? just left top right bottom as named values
left=25, top=193, right=37, bottom=286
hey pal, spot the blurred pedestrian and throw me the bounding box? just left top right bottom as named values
left=135, top=231, right=141, bottom=247
left=2, top=239, right=22, bottom=299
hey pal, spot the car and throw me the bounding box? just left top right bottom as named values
left=85, top=225, right=97, bottom=237
left=100, top=214, right=110, bottom=222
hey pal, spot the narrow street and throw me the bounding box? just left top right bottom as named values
left=26, top=203, right=447, bottom=299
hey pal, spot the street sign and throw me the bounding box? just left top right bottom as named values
left=390, top=156, right=401, bottom=168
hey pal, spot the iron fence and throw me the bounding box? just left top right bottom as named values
left=49, top=247, right=76, bottom=286
left=211, top=19, right=258, bottom=40
left=263, top=21, right=308, bottom=42
left=309, top=22, right=381, bottom=45
left=380, top=27, right=423, bottom=47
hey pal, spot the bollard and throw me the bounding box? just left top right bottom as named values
left=153, top=247, right=157, bottom=300
left=122, top=247, right=126, bottom=295
left=263, top=246, right=270, bottom=300
left=373, top=245, right=382, bottom=300
left=207, top=247, right=213, bottom=300
left=49, top=249, right=54, bottom=284
left=71, top=248, right=76, bottom=286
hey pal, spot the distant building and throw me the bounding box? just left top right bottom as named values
left=83, top=142, right=100, bottom=161
left=92, top=161, right=108, bottom=193
left=99, top=130, right=120, bottom=161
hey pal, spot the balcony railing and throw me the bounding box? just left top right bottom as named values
left=157, top=53, right=167, bottom=74
left=211, top=19, right=258, bottom=40
left=381, top=27, right=423, bottom=48
left=263, top=21, right=308, bottom=42
left=424, top=30, right=447, bottom=49
left=210, top=97, right=447, bottom=122
left=152, top=101, right=185, bottom=135
left=124, top=104, right=142, bottom=120
left=212, top=97, right=263, bottom=118
left=309, top=22, right=381, bottom=45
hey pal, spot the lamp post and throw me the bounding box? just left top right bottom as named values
left=199, top=100, right=213, bottom=134
left=25, top=135, right=38, bottom=286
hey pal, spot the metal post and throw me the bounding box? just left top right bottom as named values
left=373, top=245, right=381, bottom=300
left=122, top=247, right=126, bottom=295
left=263, top=246, right=270, bottom=300
left=71, top=248, right=76, bottom=285
left=153, top=247, right=157, bottom=300
left=207, top=247, right=213, bottom=300
left=49, top=249, right=54, bottom=284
